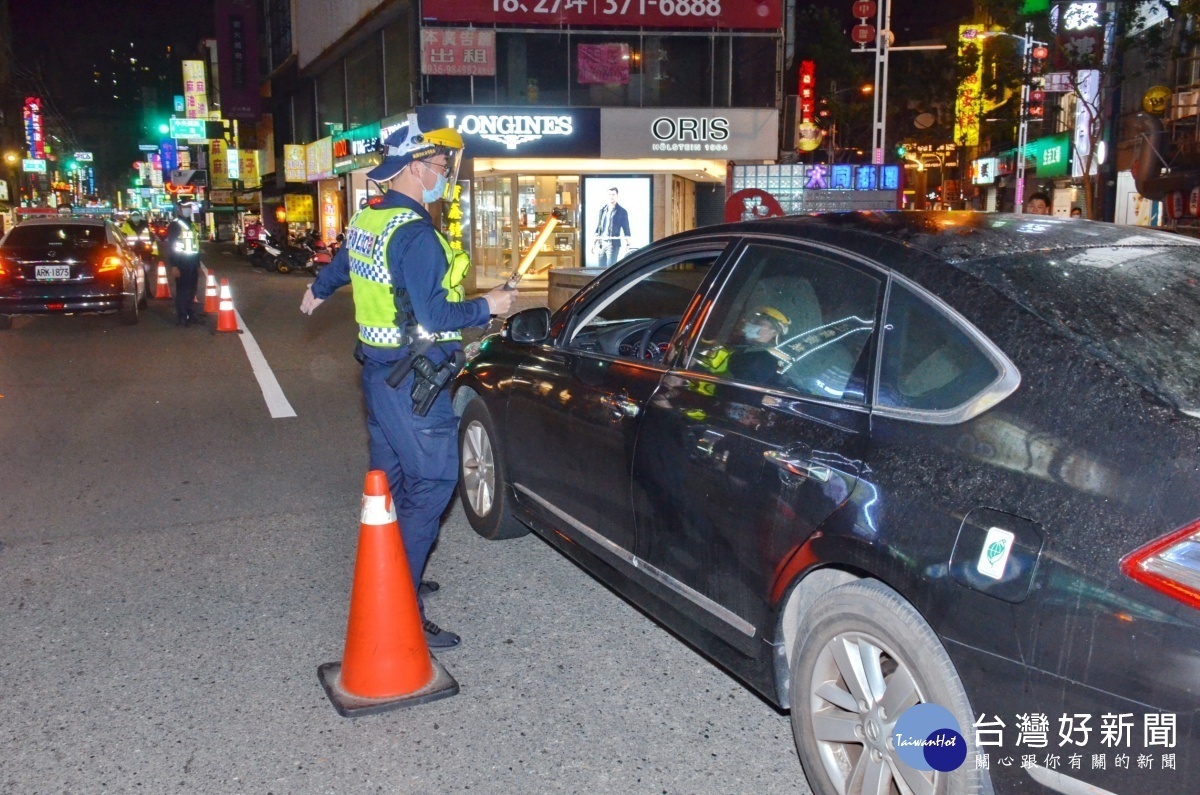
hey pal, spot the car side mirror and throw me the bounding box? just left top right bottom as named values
left=506, top=307, right=551, bottom=345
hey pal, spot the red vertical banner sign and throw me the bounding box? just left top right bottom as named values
left=215, top=0, right=261, bottom=120
left=799, top=61, right=816, bottom=123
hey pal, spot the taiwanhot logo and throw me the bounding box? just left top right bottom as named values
left=892, top=703, right=968, bottom=773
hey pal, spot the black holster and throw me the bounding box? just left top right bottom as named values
left=408, top=349, right=466, bottom=417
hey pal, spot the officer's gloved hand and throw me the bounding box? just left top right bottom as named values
left=484, top=286, right=519, bottom=316
left=300, top=283, right=324, bottom=315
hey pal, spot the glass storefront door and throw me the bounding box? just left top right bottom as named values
left=473, top=174, right=582, bottom=282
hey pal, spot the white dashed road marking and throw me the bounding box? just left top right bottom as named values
left=202, top=264, right=297, bottom=419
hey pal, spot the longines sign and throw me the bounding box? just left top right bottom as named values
left=415, top=106, right=777, bottom=160
left=601, top=108, right=778, bottom=160
left=417, top=106, right=600, bottom=158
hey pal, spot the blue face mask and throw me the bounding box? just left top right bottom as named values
left=419, top=163, right=447, bottom=203
left=742, top=323, right=762, bottom=340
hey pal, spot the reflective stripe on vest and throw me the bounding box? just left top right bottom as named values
left=172, top=221, right=199, bottom=255
left=346, top=206, right=470, bottom=347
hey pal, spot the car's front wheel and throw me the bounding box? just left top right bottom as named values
left=789, top=580, right=986, bottom=795
left=457, top=398, right=528, bottom=540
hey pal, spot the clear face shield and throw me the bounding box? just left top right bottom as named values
left=421, top=147, right=462, bottom=203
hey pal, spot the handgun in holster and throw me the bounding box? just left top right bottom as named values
left=408, top=349, right=466, bottom=417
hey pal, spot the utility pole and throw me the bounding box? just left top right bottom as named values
left=1015, top=23, right=1033, bottom=214
left=859, top=0, right=947, bottom=164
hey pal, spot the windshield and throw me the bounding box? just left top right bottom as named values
left=964, top=245, right=1200, bottom=412
left=3, top=224, right=107, bottom=252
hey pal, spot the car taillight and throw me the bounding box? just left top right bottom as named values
left=0, top=256, right=8, bottom=277
left=97, top=256, right=124, bottom=273
left=1121, top=519, right=1200, bottom=610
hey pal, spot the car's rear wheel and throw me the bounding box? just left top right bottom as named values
left=457, top=398, right=528, bottom=540
left=790, top=580, right=985, bottom=795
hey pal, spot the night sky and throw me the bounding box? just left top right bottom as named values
left=9, top=0, right=215, bottom=190
left=10, top=0, right=215, bottom=111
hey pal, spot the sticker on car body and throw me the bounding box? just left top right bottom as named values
left=977, top=527, right=1015, bottom=580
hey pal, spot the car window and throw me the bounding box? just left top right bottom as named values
left=685, top=243, right=881, bottom=404
left=569, top=251, right=720, bottom=359
left=4, top=224, right=106, bottom=253
left=877, top=282, right=1003, bottom=414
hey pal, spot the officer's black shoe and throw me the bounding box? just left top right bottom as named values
left=418, top=580, right=440, bottom=598
left=422, top=619, right=460, bottom=649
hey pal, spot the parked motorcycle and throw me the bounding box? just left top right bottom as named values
left=305, top=233, right=343, bottom=276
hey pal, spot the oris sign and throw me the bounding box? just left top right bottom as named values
left=602, top=108, right=778, bottom=160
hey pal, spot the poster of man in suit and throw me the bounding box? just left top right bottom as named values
left=584, top=176, right=651, bottom=268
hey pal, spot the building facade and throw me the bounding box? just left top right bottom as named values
left=266, top=0, right=785, bottom=286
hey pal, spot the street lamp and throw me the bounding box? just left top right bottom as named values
left=3, top=151, right=20, bottom=205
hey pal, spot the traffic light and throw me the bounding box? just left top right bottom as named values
left=896, top=144, right=908, bottom=157
left=64, top=160, right=77, bottom=173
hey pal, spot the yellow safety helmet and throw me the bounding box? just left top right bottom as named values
left=367, top=114, right=464, bottom=201
left=749, top=306, right=790, bottom=337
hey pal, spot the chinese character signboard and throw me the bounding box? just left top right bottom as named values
left=420, top=0, right=783, bottom=29
left=420, top=27, right=496, bottom=77
left=238, top=149, right=261, bottom=189
left=306, top=137, right=334, bottom=181
left=160, top=140, right=178, bottom=175
left=1057, top=1, right=1106, bottom=68
left=578, top=43, right=630, bottom=85
left=182, top=60, right=209, bottom=119
left=954, top=25, right=986, bottom=147
left=285, top=194, right=315, bottom=223
left=23, top=97, right=45, bottom=159
left=284, top=145, right=307, bottom=183
left=799, top=60, right=816, bottom=123
left=210, top=138, right=230, bottom=188
left=216, top=0, right=261, bottom=120
left=170, top=117, right=207, bottom=141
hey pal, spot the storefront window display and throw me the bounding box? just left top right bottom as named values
left=582, top=176, right=651, bottom=268
left=473, top=175, right=580, bottom=280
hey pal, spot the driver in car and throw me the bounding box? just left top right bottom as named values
left=695, top=306, right=791, bottom=385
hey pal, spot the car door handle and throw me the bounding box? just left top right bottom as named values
left=763, top=450, right=831, bottom=482
left=600, top=395, right=640, bottom=419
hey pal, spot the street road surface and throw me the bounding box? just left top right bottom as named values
left=0, top=244, right=808, bottom=794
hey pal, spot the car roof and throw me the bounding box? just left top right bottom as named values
left=15, top=216, right=109, bottom=227
left=694, top=210, right=1199, bottom=264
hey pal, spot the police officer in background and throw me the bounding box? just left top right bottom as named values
left=300, top=117, right=518, bottom=649
left=166, top=201, right=203, bottom=327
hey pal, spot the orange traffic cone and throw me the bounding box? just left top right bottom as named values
left=203, top=271, right=219, bottom=313
left=215, top=279, right=240, bottom=333
left=154, top=262, right=171, bottom=299
left=317, top=471, right=459, bottom=717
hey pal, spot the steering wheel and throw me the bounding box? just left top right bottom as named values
left=636, top=316, right=682, bottom=362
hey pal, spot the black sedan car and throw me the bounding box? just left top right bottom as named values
left=453, top=212, right=1200, bottom=795
left=0, top=217, right=147, bottom=329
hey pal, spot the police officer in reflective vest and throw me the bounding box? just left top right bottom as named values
left=166, top=202, right=203, bottom=326
left=300, top=117, right=518, bottom=648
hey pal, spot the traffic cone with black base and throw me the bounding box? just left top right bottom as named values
left=203, top=271, right=219, bottom=314
left=318, top=470, right=459, bottom=717
left=215, top=279, right=241, bottom=333
left=154, top=261, right=171, bottom=299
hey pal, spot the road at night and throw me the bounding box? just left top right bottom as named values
left=0, top=244, right=806, bottom=794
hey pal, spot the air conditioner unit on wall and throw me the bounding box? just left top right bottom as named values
left=1170, top=90, right=1200, bottom=121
